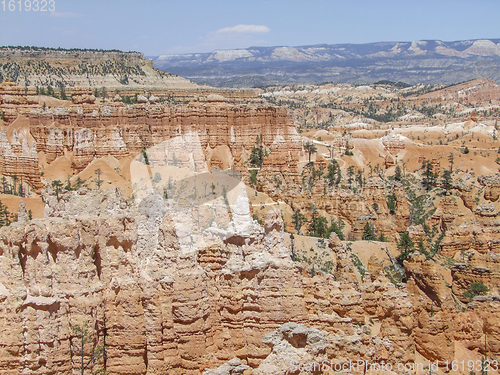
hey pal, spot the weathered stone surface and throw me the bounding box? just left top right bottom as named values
left=478, top=173, right=500, bottom=202
left=0, top=187, right=461, bottom=375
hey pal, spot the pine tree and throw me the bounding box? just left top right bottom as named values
left=326, top=161, right=338, bottom=188
left=397, top=232, right=415, bottom=264
left=1, top=176, right=7, bottom=194
left=70, top=322, right=106, bottom=375
left=248, top=146, right=264, bottom=168
left=12, top=175, right=18, bottom=196
left=386, top=194, right=397, bottom=215
left=394, top=165, right=402, bottom=181
left=307, top=205, right=328, bottom=237
left=327, top=218, right=345, bottom=240
left=462, top=282, right=489, bottom=302
left=0, top=201, right=10, bottom=227
left=304, top=142, right=317, bottom=165
left=315, top=217, right=328, bottom=238
left=347, top=166, right=355, bottom=188
left=442, top=169, right=453, bottom=193
left=448, top=152, right=454, bottom=172
left=291, top=209, right=307, bottom=233
left=95, top=169, right=103, bottom=189
left=51, top=180, right=63, bottom=201
left=362, top=222, right=376, bottom=241
left=65, top=176, right=72, bottom=191
left=59, top=84, right=67, bottom=100
left=141, top=148, right=149, bottom=165
left=422, top=160, right=437, bottom=190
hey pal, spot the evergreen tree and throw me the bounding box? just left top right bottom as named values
left=397, top=232, right=415, bottom=264
left=417, top=238, right=430, bottom=258
left=335, top=166, right=342, bottom=186
left=315, top=216, right=328, bottom=238
left=362, top=222, right=376, bottom=241
left=442, top=169, right=453, bottom=193
left=422, top=160, right=437, bottom=190
left=325, top=161, right=338, bottom=188
left=141, top=148, right=149, bottom=165
left=347, top=166, right=355, bottom=188
left=378, top=232, right=387, bottom=242
left=59, top=84, right=67, bottom=100
left=326, top=218, right=345, bottom=240
left=394, top=165, right=402, bottom=181
left=73, top=176, right=86, bottom=190
left=17, top=182, right=24, bottom=197
left=291, top=209, right=307, bottom=233
left=462, top=282, right=489, bottom=302
left=70, top=322, right=106, bottom=375
left=94, top=169, right=103, bottom=189
left=307, top=205, right=328, bottom=237
left=1, top=176, right=8, bottom=194
left=356, top=169, right=364, bottom=189
left=12, top=175, right=17, bottom=196
left=51, top=180, right=63, bottom=201
left=0, top=200, right=10, bottom=227
left=448, top=152, right=454, bottom=172
left=248, top=146, right=264, bottom=168
left=344, top=140, right=353, bottom=156
left=65, top=176, right=72, bottom=191
left=304, top=142, right=317, bottom=165
left=386, top=193, right=397, bottom=215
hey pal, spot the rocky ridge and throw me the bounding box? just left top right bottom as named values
left=0, top=187, right=498, bottom=374
left=152, top=39, right=500, bottom=87
left=0, top=47, right=197, bottom=90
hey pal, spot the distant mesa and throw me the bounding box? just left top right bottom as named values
left=0, top=46, right=198, bottom=90
left=151, top=38, right=500, bottom=87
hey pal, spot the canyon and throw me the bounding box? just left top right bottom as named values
left=0, top=50, right=499, bottom=374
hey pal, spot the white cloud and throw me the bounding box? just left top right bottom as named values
left=216, top=24, right=270, bottom=34
left=49, top=11, right=81, bottom=18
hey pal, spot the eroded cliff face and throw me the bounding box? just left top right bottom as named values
left=0, top=187, right=498, bottom=375
left=0, top=188, right=410, bottom=374
left=0, top=80, right=295, bottom=195
left=28, top=102, right=295, bottom=173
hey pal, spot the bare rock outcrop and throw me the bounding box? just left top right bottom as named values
left=0, top=186, right=426, bottom=374
left=203, top=358, right=250, bottom=375
left=478, top=173, right=500, bottom=202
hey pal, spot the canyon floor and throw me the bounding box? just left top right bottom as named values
left=0, top=68, right=499, bottom=375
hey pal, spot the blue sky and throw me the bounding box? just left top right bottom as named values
left=1, top=0, right=499, bottom=55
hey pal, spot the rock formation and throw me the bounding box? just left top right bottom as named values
left=0, top=182, right=498, bottom=374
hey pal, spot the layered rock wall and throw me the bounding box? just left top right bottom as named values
left=0, top=188, right=419, bottom=374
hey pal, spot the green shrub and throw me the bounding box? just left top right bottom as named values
left=462, top=282, right=489, bottom=302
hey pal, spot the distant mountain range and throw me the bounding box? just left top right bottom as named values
left=150, top=39, right=500, bottom=87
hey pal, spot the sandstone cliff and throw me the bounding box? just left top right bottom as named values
left=0, top=47, right=197, bottom=90
left=0, top=184, right=498, bottom=374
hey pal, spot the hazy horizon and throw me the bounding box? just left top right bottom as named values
left=0, top=0, right=499, bottom=56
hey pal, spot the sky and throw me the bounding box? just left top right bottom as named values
left=1, top=0, right=499, bottom=56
